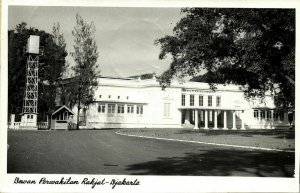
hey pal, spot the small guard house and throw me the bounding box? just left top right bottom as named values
left=50, top=105, right=74, bottom=130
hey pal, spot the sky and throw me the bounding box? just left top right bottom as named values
left=8, top=6, right=182, bottom=78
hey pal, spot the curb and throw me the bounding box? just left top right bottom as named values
left=115, top=131, right=295, bottom=153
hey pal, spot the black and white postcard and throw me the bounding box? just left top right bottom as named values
left=0, top=0, right=299, bottom=192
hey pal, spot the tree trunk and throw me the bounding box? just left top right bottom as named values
left=77, top=101, right=81, bottom=130
left=76, top=82, right=82, bottom=130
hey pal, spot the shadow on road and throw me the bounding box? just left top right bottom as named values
left=174, top=129, right=295, bottom=139
left=126, top=148, right=294, bottom=177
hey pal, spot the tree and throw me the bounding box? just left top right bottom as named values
left=8, top=22, right=68, bottom=121
left=39, top=22, right=68, bottom=119
left=69, top=14, right=99, bottom=129
left=155, top=8, right=295, bottom=107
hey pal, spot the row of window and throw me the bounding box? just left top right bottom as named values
left=98, top=103, right=143, bottom=114
left=99, top=95, right=129, bottom=100
left=99, top=102, right=170, bottom=117
left=182, top=95, right=221, bottom=107
left=253, top=110, right=285, bottom=121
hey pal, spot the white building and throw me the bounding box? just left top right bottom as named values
left=57, top=76, right=293, bottom=130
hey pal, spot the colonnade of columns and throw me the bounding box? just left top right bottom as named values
left=184, top=109, right=245, bottom=130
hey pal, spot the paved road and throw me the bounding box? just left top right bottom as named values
left=7, top=129, right=294, bottom=176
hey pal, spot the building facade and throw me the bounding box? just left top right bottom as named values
left=58, top=76, right=293, bottom=130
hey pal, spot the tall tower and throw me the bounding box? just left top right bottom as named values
left=20, top=35, right=41, bottom=129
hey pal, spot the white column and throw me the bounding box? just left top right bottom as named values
left=271, top=110, right=274, bottom=129
left=204, top=110, right=209, bottom=129
left=271, top=110, right=274, bottom=122
left=213, top=110, right=218, bottom=129
left=223, top=110, right=228, bottom=130
left=184, top=110, right=190, bottom=124
left=258, top=110, right=261, bottom=122
left=232, top=110, right=237, bottom=130
left=192, top=110, right=195, bottom=122
left=241, top=110, right=245, bottom=130
left=194, top=109, right=199, bottom=129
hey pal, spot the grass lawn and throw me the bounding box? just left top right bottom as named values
left=118, top=128, right=295, bottom=151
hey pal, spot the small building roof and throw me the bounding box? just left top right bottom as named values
left=51, top=105, right=74, bottom=116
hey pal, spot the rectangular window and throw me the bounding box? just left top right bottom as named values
left=127, top=105, right=134, bottom=113
left=216, top=96, right=221, bottom=107
left=98, top=104, right=105, bottom=113
left=107, top=104, right=115, bottom=113
left=199, top=95, right=203, bottom=106
left=260, top=110, right=265, bottom=119
left=254, top=110, right=259, bottom=118
left=208, top=95, right=212, bottom=106
left=273, top=111, right=279, bottom=121
left=164, top=103, right=171, bottom=117
left=181, top=95, right=185, bottom=106
left=137, top=106, right=143, bottom=114
left=266, top=111, right=271, bottom=120
left=117, top=105, right=124, bottom=114
left=190, top=95, right=194, bottom=106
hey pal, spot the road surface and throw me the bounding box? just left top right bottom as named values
left=7, top=129, right=294, bottom=176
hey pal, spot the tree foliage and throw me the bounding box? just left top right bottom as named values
left=155, top=8, right=295, bottom=107
left=68, top=14, right=99, bottom=128
left=8, top=22, right=68, bottom=121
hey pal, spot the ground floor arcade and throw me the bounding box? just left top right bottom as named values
left=181, top=109, right=245, bottom=130
left=181, top=108, right=293, bottom=130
